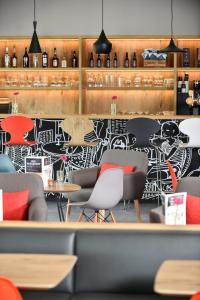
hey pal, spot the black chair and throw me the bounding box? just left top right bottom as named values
left=126, top=118, right=161, bottom=203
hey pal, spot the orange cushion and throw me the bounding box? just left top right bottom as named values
left=0, top=276, right=23, bottom=300
left=3, top=190, right=29, bottom=220
left=186, top=194, right=200, bottom=224
left=191, top=292, right=200, bottom=300
left=100, top=162, right=135, bottom=176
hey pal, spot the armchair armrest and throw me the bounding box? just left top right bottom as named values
left=68, top=167, right=100, bottom=188
left=28, top=197, right=48, bottom=221
left=123, top=171, right=146, bottom=201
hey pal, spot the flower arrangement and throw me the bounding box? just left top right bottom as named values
left=60, top=154, right=68, bottom=171
left=112, top=95, right=117, bottom=102
left=111, top=95, right=117, bottom=115
left=12, top=91, right=19, bottom=114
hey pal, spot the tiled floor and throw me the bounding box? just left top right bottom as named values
left=47, top=197, right=157, bottom=223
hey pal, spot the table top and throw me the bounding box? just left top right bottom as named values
left=154, top=260, right=200, bottom=296
left=44, top=182, right=81, bottom=193
left=0, top=253, right=77, bottom=289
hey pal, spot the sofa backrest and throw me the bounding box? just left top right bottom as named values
left=75, top=228, right=200, bottom=293
left=176, top=177, right=200, bottom=196
left=0, top=223, right=200, bottom=295
left=100, top=150, right=148, bottom=174
left=0, top=173, right=44, bottom=204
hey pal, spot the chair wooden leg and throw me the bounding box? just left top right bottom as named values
left=134, top=199, right=142, bottom=223
left=77, top=211, right=84, bottom=222
left=94, top=212, right=98, bottom=223
left=65, top=199, right=71, bottom=221
left=110, top=211, right=116, bottom=223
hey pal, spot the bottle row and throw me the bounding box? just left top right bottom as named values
left=0, top=75, right=79, bottom=88
left=88, top=52, right=137, bottom=68
left=2, top=46, right=78, bottom=68
left=181, top=48, right=200, bottom=67
left=177, top=74, right=190, bottom=93
left=87, top=73, right=174, bottom=88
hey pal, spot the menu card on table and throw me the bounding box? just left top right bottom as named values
left=161, top=192, right=187, bottom=225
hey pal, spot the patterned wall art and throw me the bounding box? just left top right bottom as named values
left=0, top=117, right=199, bottom=201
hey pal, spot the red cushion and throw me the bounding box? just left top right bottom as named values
left=190, top=292, right=200, bottom=300
left=186, top=194, right=200, bottom=224
left=3, top=190, right=29, bottom=220
left=100, top=162, right=135, bottom=176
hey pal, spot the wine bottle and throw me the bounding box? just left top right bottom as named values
left=71, top=51, right=78, bottom=68
left=89, top=52, right=94, bottom=67
left=106, top=54, right=111, bottom=68
left=52, top=48, right=59, bottom=67
left=113, top=52, right=118, bottom=68
left=131, top=52, right=137, bottom=68
left=124, top=52, right=129, bottom=68
left=4, top=47, right=10, bottom=68
left=23, top=47, right=29, bottom=68
left=42, top=48, right=48, bottom=68
left=32, top=54, right=38, bottom=68
left=97, top=54, right=102, bottom=68
left=11, top=46, right=17, bottom=68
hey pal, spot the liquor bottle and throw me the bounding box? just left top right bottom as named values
left=61, top=57, right=67, bottom=68
left=177, top=76, right=182, bottom=93
left=124, top=52, right=129, bottom=68
left=42, top=48, right=48, bottom=68
left=89, top=52, right=94, bottom=67
left=71, top=51, right=78, bottom=68
left=113, top=52, right=118, bottom=68
left=52, top=48, right=59, bottom=67
left=197, top=48, right=200, bottom=67
left=4, top=47, right=10, bottom=68
left=184, top=73, right=189, bottom=93
left=11, top=46, right=17, bottom=68
left=105, top=54, right=111, bottom=68
left=181, top=82, right=186, bottom=93
left=182, top=48, right=190, bottom=67
left=97, top=54, right=102, bottom=68
left=131, top=52, right=137, bottom=68
left=32, top=54, right=38, bottom=68
left=23, top=47, right=29, bottom=68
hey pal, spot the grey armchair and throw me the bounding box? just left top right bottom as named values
left=149, top=177, right=200, bottom=223
left=0, top=173, right=48, bottom=221
left=67, top=149, right=148, bottom=222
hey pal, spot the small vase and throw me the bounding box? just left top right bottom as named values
left=56, top=170, right=64, bottom=183
left=111, top=103, right=117, bottom=115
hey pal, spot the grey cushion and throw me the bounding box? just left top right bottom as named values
left=75, top=229, right=200, bottom=293
left=0, top=227, right=76, bottom=293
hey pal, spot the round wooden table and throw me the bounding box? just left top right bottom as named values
left=44, top=183, right=81, bottom=221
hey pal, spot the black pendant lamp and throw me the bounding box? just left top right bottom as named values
left=157, top=0, right=184, bottom=53
left=93, top=0, right=112, bottom=54
left=29, top=0, right=41, bottom=53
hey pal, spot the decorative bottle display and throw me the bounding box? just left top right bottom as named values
left=52, top=48, right=59, bottom=67
left=71, top=51, right=78, bottom=68
left=89, top=52, right=94, bottom=67
left=97, top=54, right=102, bottom=68
left=61, top=57, right=67, bottom=68
left=111, top=95, right=117, bottom=115
left=182, top=48, right=190, bottom=67
left=105, top=54, right=111, bottom=68
left=23, top=47, right=29, bottom=68
left=42, top=48, right=48, bottom=68
left=124, top=52, right=129, bottom=68
left=131, top=52, right=137, bottom=68
left=11, top=46, right=17, bottom=68
left=4, top=47, right=10, bottom=68
left=113, top=52, right=118, bottom=68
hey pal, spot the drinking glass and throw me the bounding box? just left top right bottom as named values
left=56, top=170, right=64, bottom=183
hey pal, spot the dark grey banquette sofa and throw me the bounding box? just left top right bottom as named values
left=0, top=222, right=198, bottom=300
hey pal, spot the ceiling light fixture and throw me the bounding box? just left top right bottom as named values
left=29, top=0, right=41, bottom=53
left=157, top=0, right=184, bottom=53
left=93, top=0, right=112, bottom=54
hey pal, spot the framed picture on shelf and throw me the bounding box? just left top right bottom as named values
left=161, top=192, right=187, bottom=225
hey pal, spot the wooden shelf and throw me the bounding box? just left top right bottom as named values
left=82, top=67, right=174, bottom=72
left=0, top=87, right=79, bottom=90
left=0, top=68, right=80, bottom=72
left=177, top=68, right=200, bottom=72
left=85, top=87, right=174, bottom=91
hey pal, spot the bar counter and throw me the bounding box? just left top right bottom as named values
left=0, top=113, right=199, bottom=202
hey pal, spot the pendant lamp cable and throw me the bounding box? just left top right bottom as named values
left=171, top=0, right=173, bottom=37
left=102, top=0, right=104, bottom=30
left=34, top=0, right=36, bottom=22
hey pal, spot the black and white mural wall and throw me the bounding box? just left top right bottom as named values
left=0, top=118, right=199, bottom=201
